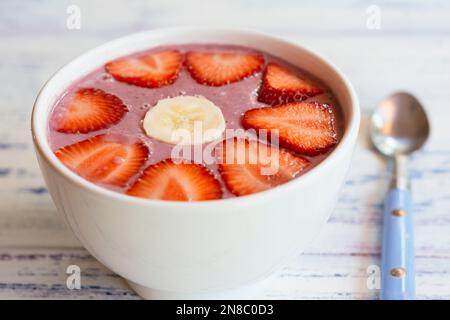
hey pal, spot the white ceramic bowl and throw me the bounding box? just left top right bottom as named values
left=32, top=28, right=360, bottom=299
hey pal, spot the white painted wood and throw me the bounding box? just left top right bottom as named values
left=0, top=0, right=449, bottom=299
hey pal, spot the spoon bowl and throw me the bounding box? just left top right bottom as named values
left=370, top=92, right=430, bottom=157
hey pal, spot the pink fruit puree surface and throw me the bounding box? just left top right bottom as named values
left=47, top=44, right=345, bottom=199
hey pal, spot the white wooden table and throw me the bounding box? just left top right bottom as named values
left=1, top=0, right=449, bottom=299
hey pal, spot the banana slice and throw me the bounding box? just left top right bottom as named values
left=143, top=95, right=226, bottom=145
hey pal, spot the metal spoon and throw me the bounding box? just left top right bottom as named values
left=370, top=92, right=430, bottom=300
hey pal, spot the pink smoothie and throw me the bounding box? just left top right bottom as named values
left=48, top=44, right=344, bottom=198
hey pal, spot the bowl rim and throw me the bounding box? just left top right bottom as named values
left=31, top=26, right=360, bottom=208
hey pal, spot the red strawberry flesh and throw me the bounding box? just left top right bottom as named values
left=105, top=50, right=183, bottom=88
left=54, top=135, right=148, bottom=187
left=242, top=102, right=338, bottom=156
left=185, top=51, right=264, bottom=86
left=52, top=88, right=128, bottom=134
left=217, top=138, right=310, bottom=196
left=127, top=159, right=222, bottom=201
left=258, top=63, right=323, bottom=105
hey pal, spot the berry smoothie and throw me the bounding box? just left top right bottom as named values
left=48, top=44, right=344, bottom=201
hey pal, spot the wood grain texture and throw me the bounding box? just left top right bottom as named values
left=0, top=0, right=449, bottom=299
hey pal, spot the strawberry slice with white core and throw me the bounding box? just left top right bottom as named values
left=105, top=50, right=183, bottom=88
left=258, top=63, right=323, bottom=105
left=185, top=51, right=264, bottom=86
left=53, top=88, right=128, bottom=134
left=127, top=159, right=222, bottom=201
left=54, top=135, right=148, bottom=187
left=242, top=102, right=338, bottom=156
left=217, top=138, right=310, bottom=197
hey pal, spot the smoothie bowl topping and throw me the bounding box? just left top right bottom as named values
left=48, top=44, right=342, bottom=201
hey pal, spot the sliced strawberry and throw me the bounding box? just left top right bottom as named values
left=105, top=50, right=182, bottom=88
left=127, top=159, right=222, bottom=201
left=53, top=88, right=128, bottom=134
left=242, top=102, right=338, bottom=156
left=185, top=51, right=264, bottom=86
left=258, top=63, right=323, bottom=105
left=217, top=138, right=310, bottom=197
left=54, top=135, right=148, bottom=187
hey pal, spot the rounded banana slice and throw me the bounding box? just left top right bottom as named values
left=143, top=95, right=226, bottom=145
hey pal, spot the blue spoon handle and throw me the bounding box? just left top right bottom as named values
left=381, top=188, right=415, bottom=300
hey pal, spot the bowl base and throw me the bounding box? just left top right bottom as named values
left=126, top=277, right=272, bottom=300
